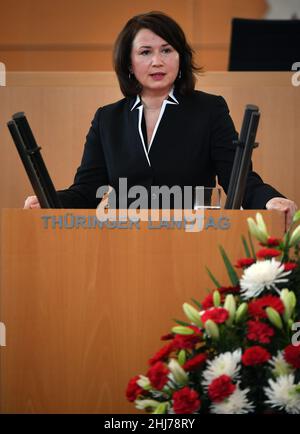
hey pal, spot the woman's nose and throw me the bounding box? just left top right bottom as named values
left=151, top=52, right=163, bottom=65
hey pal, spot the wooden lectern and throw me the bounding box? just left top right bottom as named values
left=0, top=209, right=284, bottom=413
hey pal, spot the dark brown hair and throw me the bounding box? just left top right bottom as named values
left=113, top=11, right=201, bottom=97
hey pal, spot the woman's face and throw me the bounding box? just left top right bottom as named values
left=130, top=28, right=180, bottom=97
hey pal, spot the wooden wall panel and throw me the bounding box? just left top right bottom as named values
left=194, top=0, right=267, bottom=44
left=0, top=0, right=193, bottom=44
left=0, top=0, right=267, bottom=71
left=195, top=48, right=229, bottom=71
left=0, top=49, right=114, bottom=72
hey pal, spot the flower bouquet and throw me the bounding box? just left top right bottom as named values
left=126, top=212, right=300, bottom=414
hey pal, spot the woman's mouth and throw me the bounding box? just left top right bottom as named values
left=150, top=73, right=166, bottom=81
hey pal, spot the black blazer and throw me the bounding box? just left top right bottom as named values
left=58, top=90, right=283, bottom=209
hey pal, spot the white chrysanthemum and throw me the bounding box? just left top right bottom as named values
left=210, top=386, right=255, bottom=414
left=202, top=349, right=242, bottom=387
left=240, top=259, right=291, bottom=299
left=269, top=351, right=295, bottom=377
left=264, top=374, right=300, bottom=414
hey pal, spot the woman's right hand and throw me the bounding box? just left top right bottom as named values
left=24, top=195, right=41, bottom=209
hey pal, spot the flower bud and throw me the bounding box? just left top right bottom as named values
left=247, top=218, right=259, bottom=238
left=178, top=349, right=186, bottom=366
left=247, top=217, right=268, bottom=243
left=172, top=326, right=194, bottom=335
left=266, top=307, right=283, bottom=330
left=213, top=290, right=221, bottom=307
left=256, top=213, right=268, bottom=236
left=135, top=399, right=160, bottom=410
left=281, top=289, right=295, bottom=322
left=292, top=210, right=300, bottom=224
left=153, top=402, right=168, bottom=414
left=289, top=225, right=300, bottom=247
left=137, top=375, right=151, bottom=390
left=280, top=288, right=289, bottom=300
left=204, top=319, right=219, bottom=340
left=288, top=291, right=297, bottom=309
left=235, top=303, right=248, bottom=323
left=224, top=294, right=236, bottom=325
left=183, top=303, right=203, bottom=328
left=280, top=289, right=290, bottom=316
left=168, top=359, right=188, bottom=386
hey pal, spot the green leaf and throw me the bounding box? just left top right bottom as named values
left=241, top=235, right=251, bottom=258
left=173, top=318, right=191, bottom=327
left=219, top=245, right=239, bottom=286
left=205, top=267, right=221, bottom=288
left=248, top=231, right=256, bottom=259
left=191, top=298, right=202, bottom=310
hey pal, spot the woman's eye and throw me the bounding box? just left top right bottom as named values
left=140, top=50, right=150, bottom=56
left=162, top=47, right=172, bottom=54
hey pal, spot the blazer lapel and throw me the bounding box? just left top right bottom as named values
left=127, top=100, right=151, bottom=170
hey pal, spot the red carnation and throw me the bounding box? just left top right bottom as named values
left=248, top=295, right=284, bottom=319
left=284, top=262, right=298, bottom=272
left=172, top=326, right=202, bottom=350
left=267, top=237, right=281, bottom=246
left=160, top=333, right=174, bottom=341
left=247, top=320, right=275, bottom=344
left=173, top=387, right=201, bottom=414
left=149, top=343, right=174, bottom=366
left=217, top=286, right=240, bottom=295
left=126, top=376, right=144, bottom=402
left=183, top=353, right=207, bottom=371
left=242, top=346, right=271, bottom=366
left=147, top=362, right=169, bottom=390
left=201, top=307, right=229, bottom=324
left=173, top=334, right=200, bottom=350
left=235, top=258, right=256, bottom=268
left=256, top=248, right=281, bottom=259
left=284, top=344, right=300, bottom=369
left=260, top=237, right=281, bottom=247
left=201, top=294, right=214, bottom=310
left=208, top=375, right=236, bottom=402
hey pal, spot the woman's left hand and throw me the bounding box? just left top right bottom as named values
left=266, top=197, right=298, bottom=227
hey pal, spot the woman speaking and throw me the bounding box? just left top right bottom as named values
left=24, top=11, right=297, bottom=221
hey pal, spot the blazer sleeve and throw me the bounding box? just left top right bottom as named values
left=57, top=108, right=109, bottom=208
left=210, top=96, right=285, bottom=209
